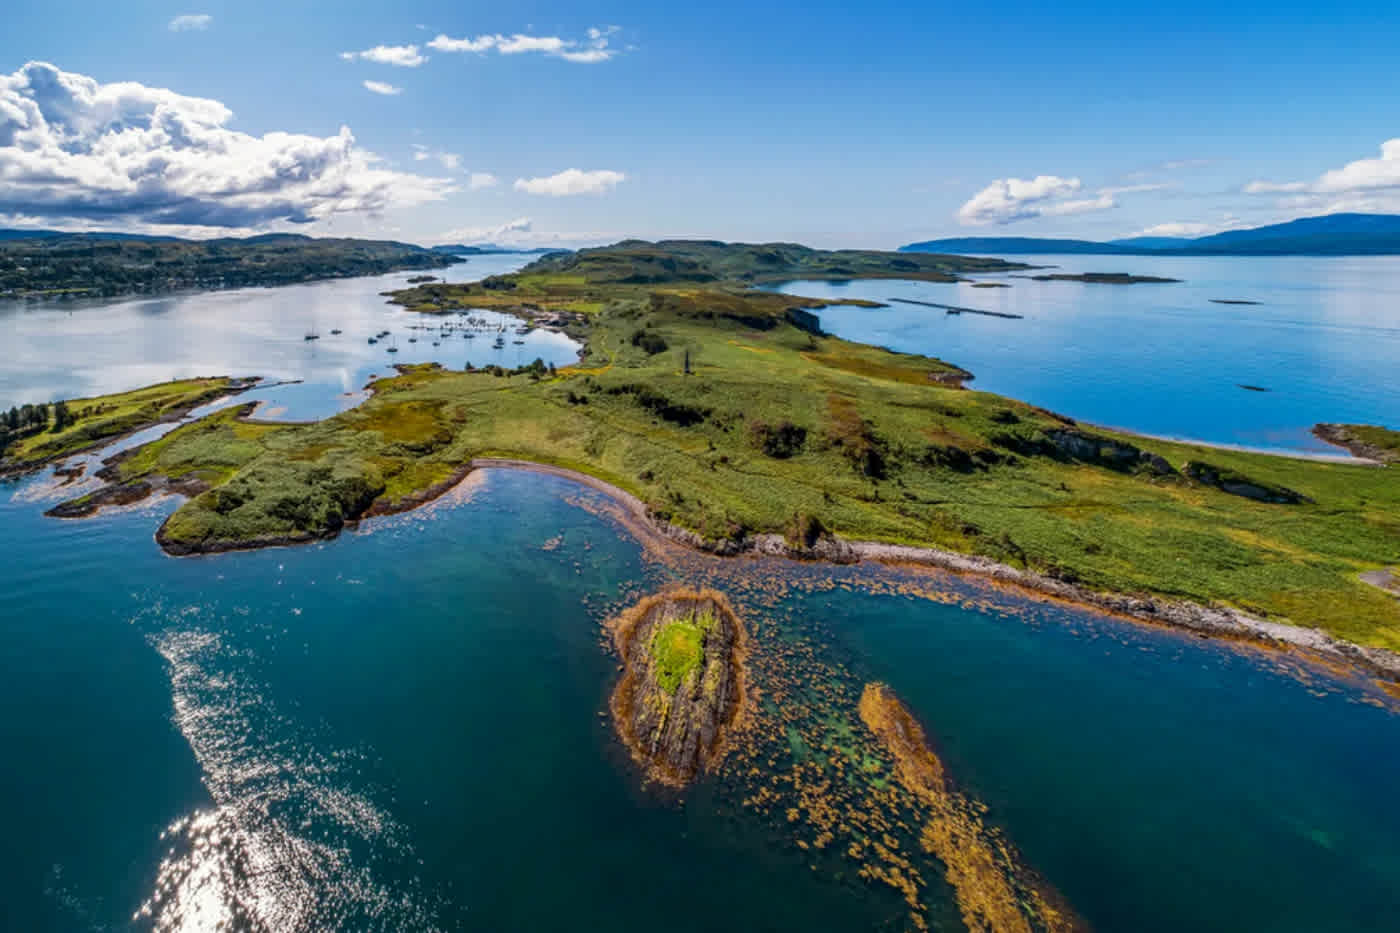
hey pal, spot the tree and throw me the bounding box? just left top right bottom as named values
left=50, top=400, right=73, bottom=432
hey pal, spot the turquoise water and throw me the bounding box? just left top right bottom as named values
left=3, top=263, right=1400, bottom=930
left=774, top=254, right=1400, bottom=454
left=3, top=465, right=1399, bottom=930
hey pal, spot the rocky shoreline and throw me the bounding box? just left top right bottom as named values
left=468, top=459, right=1400, bottom=685
left=1314, top=423, right=1400, bottom=464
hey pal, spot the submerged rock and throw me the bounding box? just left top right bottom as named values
left=606, top=588, right=748, bottom=787
left=858, top=683, right=1085, bottom=933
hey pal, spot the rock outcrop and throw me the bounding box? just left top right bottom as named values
left=1183, top=460, right=1310, bottom=504
left=607, top=588, right=748, bottom=787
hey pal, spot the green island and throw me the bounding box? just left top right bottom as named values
left=607, top=588, right=748, bottom=787
left=18, top=240, right=1400, bottom=666
left=0, top=232, right=461, bottom=299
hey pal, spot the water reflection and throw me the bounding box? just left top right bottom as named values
left=0, top=254, right=578, bottom=422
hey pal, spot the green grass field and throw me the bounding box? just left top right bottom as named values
left=40, top=242, right=1400, bottom=651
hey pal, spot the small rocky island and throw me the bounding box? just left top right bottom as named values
left=606, top=588, right=748, bottom=787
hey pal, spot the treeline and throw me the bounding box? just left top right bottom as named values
left=0, top=400, right=74, bottom=456
left=0, top=235, right=460, bottom=299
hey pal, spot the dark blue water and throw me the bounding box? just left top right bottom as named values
left=3, top=464, right=1399, bottom=930
left=774, top=254, right=1400, bottom=454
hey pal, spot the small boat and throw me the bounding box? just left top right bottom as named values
left=408, top=337, right=417, bottom=343
left=463, top=333, right=474, bottom=339
left=492, top=336, right=505, bottom=349
left=303, top=333, right=320, bottom=341
left=432, top=341, right=440, bottom=347
left=368, top=337, right=377, bottom=345
left=330, top=329, right=342, bottom=335
left=387, top=346, right=399, bottom=353
left=512, top=339, right=525, bottom=345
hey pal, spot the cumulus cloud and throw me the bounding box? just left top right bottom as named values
left=957, top=176, right=1118, bottom=225
left=339, top=44, right=426, bottom=67
left=1245, top=140, right=1400, bottom=211
left=513, top=168, right=625, bottom=196
left=168, top=14, right=212, bottom=32
left=363, top=80, right=402, bottom=96
left=0, top=61, right=455, bottom=229
left=428, top=26, right=621, bottom=63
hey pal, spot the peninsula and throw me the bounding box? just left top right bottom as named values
left=19, top=239, right=1400, bottom=668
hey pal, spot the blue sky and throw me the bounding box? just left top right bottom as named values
left=3, top=0, right=1400, bottom=246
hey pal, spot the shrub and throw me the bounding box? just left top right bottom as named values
left=749, top=420, right=807, bottom=459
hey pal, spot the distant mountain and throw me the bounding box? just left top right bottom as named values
left=0, top=229, right=178, bottom=243
left=429, top=244, right=561, bottom=256
left=900, top=214, right=1400, bottom=256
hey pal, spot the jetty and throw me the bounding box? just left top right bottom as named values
left=888, top=297, right=1023, bottom=319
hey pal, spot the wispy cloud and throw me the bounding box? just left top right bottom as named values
left=363, top=80, right=402, bottom=96
left=168, top=14, right=212, bottom=32
left=514, top=168, right=626, bottom=197
left=340, top=44, right=427, bottom=67
left=411, top=145, right=459, bottom=169
left=428, top=26, right=622, bottom=64
left=0, top=61, right=454, bottom=230
left=436, top=217, right=616, bottom=247
left=1130, top=217, right=1246, bottom=238
left=437, top=217, right=534, bottom=244
left=468, top=172, right=499, bottom=190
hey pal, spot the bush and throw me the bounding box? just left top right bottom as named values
left=630, top=328, right=669, bottom=355
left=749, top=420, right=807, bottom=459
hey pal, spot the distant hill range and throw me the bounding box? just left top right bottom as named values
left=901, top=213, right=1400, bottom=256
left=429, top=244, right=561, bottom=256
left=0, top=231, right=462, bottom=299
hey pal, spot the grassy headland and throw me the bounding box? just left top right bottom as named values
left=38, top=240, right=1400, bottom=654
left=0, top=377, right=248, bottom=476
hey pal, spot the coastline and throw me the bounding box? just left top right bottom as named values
left=466, top=458, right=1400, bottom=685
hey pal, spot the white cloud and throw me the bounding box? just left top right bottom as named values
left=437, top=217, right=534, bottom=244
left=427, top=26, right=621, bottom=63
left=363, top=80, right=402, bottom=96
left=436, top=216, right=615, bottom=248
left=168, top=14, right=212, bottom=32
left=426, top=34, right=498, bottom=53
left=0, top=61, right=456, bottom=230
left=468, top=172, right=498, bottom=190
left=1243, top=180, right=1307, bottom=194
left=340, top=44, right=426, bottom=67
left=1245, top=140, right=1400, bottom=211
left=957, top=175, right=1120, bottom=225
left=1132, top=222, right=1215, bottom=238
left=410, top=145, right=460, bottom=169
left=513, top=168, right=625, bottom=196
